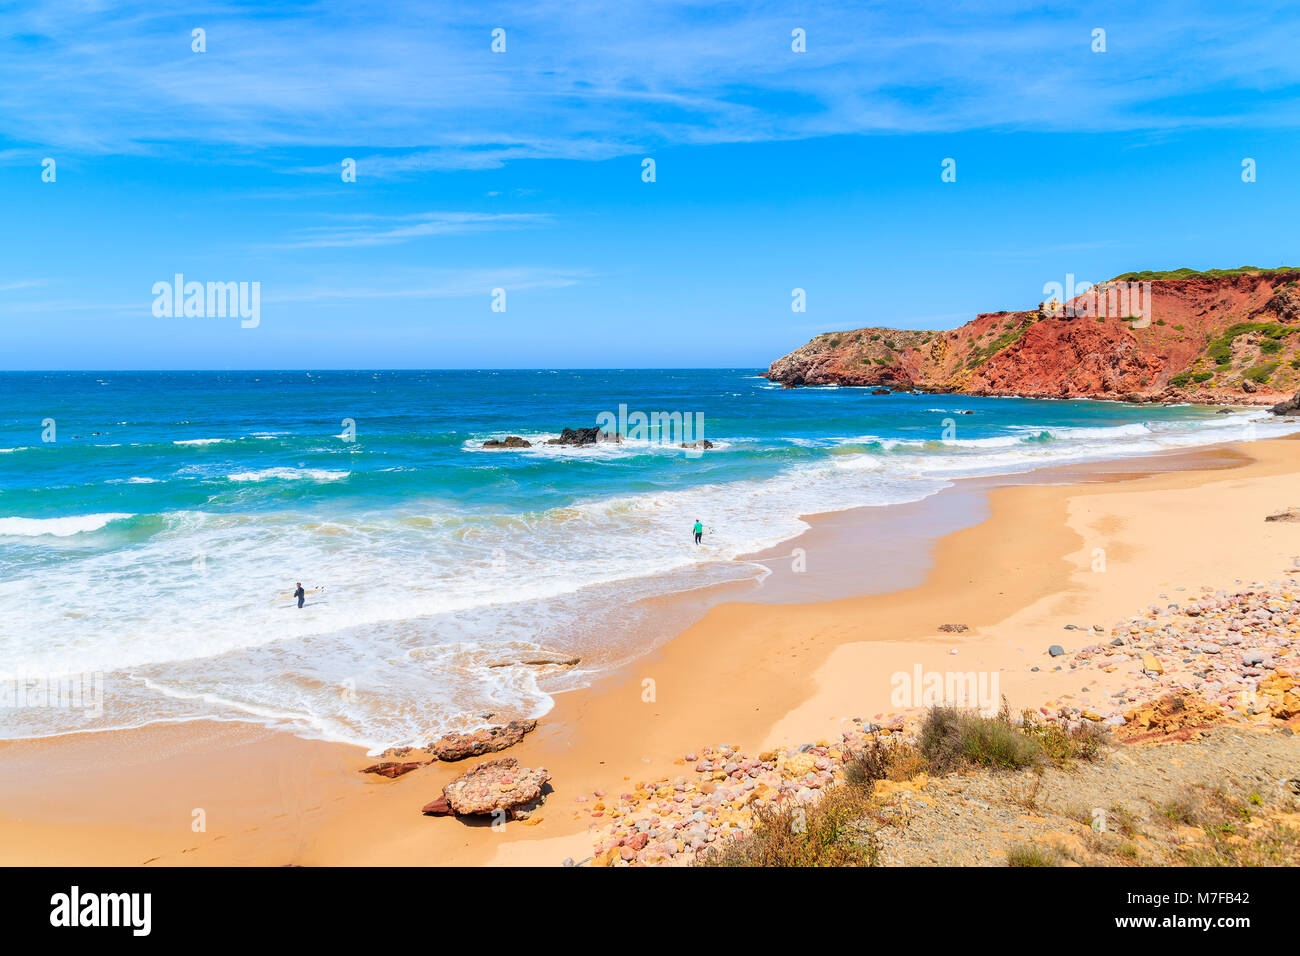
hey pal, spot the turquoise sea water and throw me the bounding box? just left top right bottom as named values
left=0, top=370, right=1290, bottom=751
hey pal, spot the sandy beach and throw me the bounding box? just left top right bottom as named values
left=2, top=435, right=1298, bottom=867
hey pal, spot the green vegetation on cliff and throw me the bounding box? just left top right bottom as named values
left=1112, top=266, right=1300, bottom=282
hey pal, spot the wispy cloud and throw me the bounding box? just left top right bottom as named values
left=2, top=1, right=1298, bottom=169
left=273, top=211, right=552, bottom=248
left=265, top=266, right=592, bottom=302
left=0, top=279, right=47, bottom=293
left=0, top=268, right=591, bottom=319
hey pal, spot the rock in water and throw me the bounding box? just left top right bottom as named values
left=1270, top=391, right=1300, bottom=415
left=482, top=436, right=532, bottom=448
left=440, top=757, right=550, bottom=818
left=546, top=427, right=617, bottom=446
left=426, top=718, right=538, bottom=762
left=680, top=440, right=714, bottom=449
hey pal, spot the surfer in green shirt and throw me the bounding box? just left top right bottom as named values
left=693, top=520, right=703, bottom=545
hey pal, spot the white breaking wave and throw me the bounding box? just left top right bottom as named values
left=224, top=467, right=350, bottom=482
left=0, top=513, right=134, bottom=537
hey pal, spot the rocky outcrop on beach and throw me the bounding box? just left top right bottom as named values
left=482, top=436, right=532, bottom=448
left=431, top=757, right=551, bottom=819
left=1270, top=391, right=1300, bottom=415
left=767, top=269, right=1300, bottom=403
left=425, top=718, right=538, bottom=762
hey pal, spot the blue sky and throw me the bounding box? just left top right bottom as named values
left=2, top=0, right=1299, bottom=369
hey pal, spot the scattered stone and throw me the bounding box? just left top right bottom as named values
left=482, top=436, right=532, bottom=449
left=1048, top=645, right=1066, bottom=657
left=421, top=796, right=453, bottom=816
left=362, top=761, right=424, bottom=778
left=938, top=623, right=968, bottom=633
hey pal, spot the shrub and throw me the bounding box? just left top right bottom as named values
left=694, top=785, right=880, bottom=867
left=1111, top=266, right=1300, bottom=282
left=1261, top=338, right=1282, bottom=354
left=1169, top=373, right=1191, bottom=387
left=1208, top=322, right=1294, bottom=366
left=842, top=737, right=892, bottom=792
left=917, top=702, right=1042, bottom=773
left=1245, top=362, right=1279, bottom=384
left=1006, top=842, right=1059, bottom=867
left=1193, top=371, right=1214, bottom=382
left=1019, top=711, right=1107, bottom=766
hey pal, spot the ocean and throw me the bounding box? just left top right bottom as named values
left=0, top=369, right=1292, bottom=752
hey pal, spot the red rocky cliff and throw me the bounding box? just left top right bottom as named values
left=767, top=270, right=1300, bottom=404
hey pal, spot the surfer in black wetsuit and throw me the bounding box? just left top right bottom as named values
left=294, top=582, right=305, bottom=608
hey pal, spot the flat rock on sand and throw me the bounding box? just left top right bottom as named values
left=426, top=718, right=538, bottom=762
left=432, top=757, right=550, bottom=819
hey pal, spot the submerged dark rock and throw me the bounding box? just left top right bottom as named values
left=482, top=436, right=532, bottom=448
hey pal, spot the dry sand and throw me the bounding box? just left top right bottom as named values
left=2, top=437, right=1299, bottom=866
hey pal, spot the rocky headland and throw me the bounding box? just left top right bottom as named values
left=767, top=268, right=1300, bottom=404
